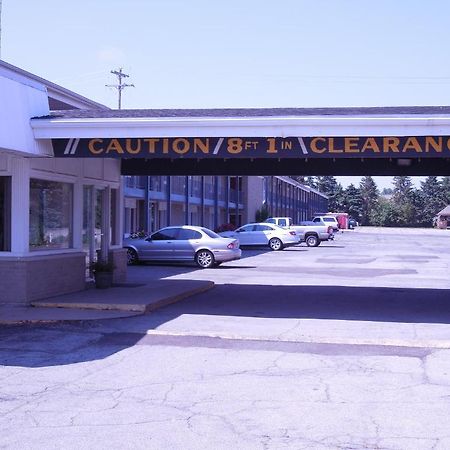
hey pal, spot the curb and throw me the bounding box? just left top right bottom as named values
left=144, top=281, right=215, bottom=312
left=3, top=281, right=215, bottom=324
left=143, top=329, right=450, bottom=350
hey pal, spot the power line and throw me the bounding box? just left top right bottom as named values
left=106, top=68, right=135, bottom=110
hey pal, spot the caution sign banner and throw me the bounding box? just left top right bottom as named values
left=52, top=136, right=450, bottom=158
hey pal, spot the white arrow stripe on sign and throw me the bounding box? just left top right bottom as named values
left=64, top=139, right=74, bottom=155
left=297, top=138, right=309, bottom=155
left=213, top=138, right=224, bottom=155
left=70, top=138, right=80, bottom=154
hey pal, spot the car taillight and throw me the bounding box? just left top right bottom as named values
left=227, top=241, right=238, bottom=249
left=289, top=231, right=296, bottom=236
left=327, top=226, right=333, bottom=234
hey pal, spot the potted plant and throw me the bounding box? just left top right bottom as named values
left=90, top=260, right=115, bottom=289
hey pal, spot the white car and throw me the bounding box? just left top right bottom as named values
left=312, top=215, right=339, bottom=231
left=219, top=222, right=299, bottom=251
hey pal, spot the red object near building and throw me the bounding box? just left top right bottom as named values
left=318, top=212, right=349, bottom=229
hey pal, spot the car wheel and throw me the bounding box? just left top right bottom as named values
left=305, top=234, right=319, bottom=247
left=269, top=237, right=283, bottom=251
left=126, top=248, right=138, bottom=265
left=195, top=250, right=215, bottom=268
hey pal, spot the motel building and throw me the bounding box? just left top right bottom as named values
left=2, top=60, right=450, bottom=305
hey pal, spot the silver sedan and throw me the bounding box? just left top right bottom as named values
left=123, top=225, right=241, bottom=268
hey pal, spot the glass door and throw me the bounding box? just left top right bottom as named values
left=0, top=177, right=11, bottom=251
left=83, top=186, right=104, bottom=278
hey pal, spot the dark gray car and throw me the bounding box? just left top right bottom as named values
left=124, top=225, right=241, bottom=268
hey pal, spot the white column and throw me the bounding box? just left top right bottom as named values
left=10, top=157, right=30, bottom=254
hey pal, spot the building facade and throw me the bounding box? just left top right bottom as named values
left=0, top=61, right=126, bottom=305
left=123, top=175, right=328, bottom=234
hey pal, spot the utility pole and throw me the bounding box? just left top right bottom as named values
left=0, top=0, right=3, bottom=60
left=106, top=68, right=134, bottom=109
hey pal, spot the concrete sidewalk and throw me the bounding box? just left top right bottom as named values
left=0, top=279, right=214, bottom=324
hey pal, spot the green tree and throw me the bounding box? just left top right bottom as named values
left=303, top=176, right=318, bottom=188
left=370, top=197, right=403, bottom=227
left=441, top=176, right=450, bottom=205
left=359, top=176, right=379, bottom=225
left=315, top=176, right=344, bottom=212
left=342, top=184, right=364, bottom=222
left=419, top=176, right=446, bottom=227
left=290, top=176, right=306, bottom=184
left=255, top=203, right=269, bottom=222
left=392, top=176, right=416, bottom=225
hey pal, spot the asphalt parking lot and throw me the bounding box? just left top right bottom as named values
left=2, top=227, right=450, bottom=449
left=119, top=226, right=450, bottom=345
left=127, top=226, right=450, bottom=290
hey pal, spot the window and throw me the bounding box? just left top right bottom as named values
left=151, top=228, right=179, bottom=240
left=277, top=219, right=287, bottom=227
left=178, top=229, right=202, bottom=240
left=29, top=179, right=73, bottom=250
left=254, top=224, right=273, bottom=231
left=0, top=177, right=11, bottom=251
left=201, top=228, right=221, bottom=239
left=237, top=225, right=255, bottom=233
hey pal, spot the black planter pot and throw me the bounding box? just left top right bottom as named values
left=94, top=272, right=113, bottom=289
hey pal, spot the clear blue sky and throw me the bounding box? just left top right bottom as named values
left=2, top=0, right=448, bottom=189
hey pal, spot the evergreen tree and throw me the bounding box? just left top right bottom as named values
left=441, top=177, right=450, bottom=205
left=392, top=176, right=414, bottom=202
left=330, top=184, right=346, bottom=212
left=392, top=176, right=416, bottom=225
left=289, top=176, right=306, bottom=184
left=316, top=176, right=337, bottom=193
left=315, top=176, right=345, bottom=211
left=419, top=176, right=446, bottom=227
left=342, top=184, right=364, bottom=222
left=289, top=176, right=317, bottom=188
left=304, top=176, right=318, bottom=188
left=359, top=176, right=379, bottom=225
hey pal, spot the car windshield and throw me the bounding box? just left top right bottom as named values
left=201, top=228, right=221, bottom=239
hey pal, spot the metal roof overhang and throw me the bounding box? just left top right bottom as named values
left=30, top=114, right=450, bottom=139
left=30, top=113, right=450, bottom=176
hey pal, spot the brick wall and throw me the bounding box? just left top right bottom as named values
left=0, top=253, right=86, bottom=305
left=109, top=248, right=127, bottom=284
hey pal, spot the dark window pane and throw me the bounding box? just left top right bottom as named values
left=238, top=225, right=255, bottom=233
left=201, top=228, right=220, bottom=239
left=151, top=228, right=179, bottom=240
left=255, top=225, right=272, bottom=231
left=29, top=179, right=73, bottom=250
left=178, top=229, right=202, bottom=240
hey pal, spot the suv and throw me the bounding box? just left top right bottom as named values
left=313, top=215, right=339, bottom=231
